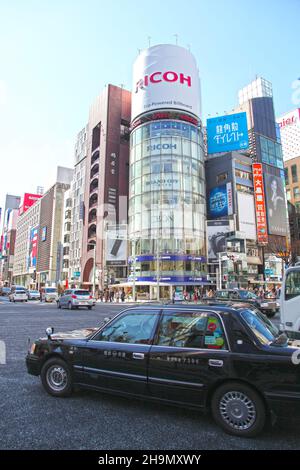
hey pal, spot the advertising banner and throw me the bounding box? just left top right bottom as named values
left=264, top=173, right=288, bottom=236
left=28, top=226, right=38, bottom=271
left=209, top=183, right=233, bottom=219
left=207, top=112, right=249, bottom=154
left=237, top=192, right=257, bottom=240
left=252, top=163, right=268, bottom=244
left=206, top=220, right=232, bottom=263
left=19, top=193, right=42, bottom=215
left=132, top=44, right=201, bottom=122
left=106, top=225, right=128, bottom=266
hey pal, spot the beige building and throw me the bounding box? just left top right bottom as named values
left=13, top=200, right=41, bottom=288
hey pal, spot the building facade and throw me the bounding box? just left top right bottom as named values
left=205, top=152, right=260, bottom=286
left=13, top=199, right=41, bottom=288
left=277, top=109, right=300, bottom=162
left=0, top=194, right=21, bottom=286
left=128, top=44, right=207, bottom=299
left=81, top=84, right=131, bottom=290
left=36, top=167, right=73, bottom=287
left=69, top=126, right=88, bottom=285
left=285, top=156, right=300, bottom=256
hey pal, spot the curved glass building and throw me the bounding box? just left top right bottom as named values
left=129, top=44, right=207, bottom=299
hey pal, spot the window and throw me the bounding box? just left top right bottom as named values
left=156, top=311, right=227, bottom=350
left=216, top=172, right=228, bottom=183
left=292, top=165, right=298, bottom=183
left=293, top=187, right=300, bottom=199
left=240, top=309, right=278, bottom=345
left=285, top=271, right=300, bottom=300
left=93, top=311, right=158, bottom=344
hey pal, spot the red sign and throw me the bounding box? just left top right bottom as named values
left=19, top=193, right=42, bottom=215
left=252, top=163, right=268, bottom=245
left=135, top=71, right=192, bottom=93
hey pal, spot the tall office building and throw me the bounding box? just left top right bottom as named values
left=128, top=44, right=207, bottom=299
left=81, top=85, right=131, bottom=289
left=69, top=125, right=88, bottom=284
left=0, top=194, right=21, bottom=285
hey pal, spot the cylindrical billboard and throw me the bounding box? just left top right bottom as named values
left=131, top=44, right=201, bottom=122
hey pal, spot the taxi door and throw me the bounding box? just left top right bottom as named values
left=78, top=308, right=160, bottom=396
left=148, top=309, right=231, bottom=407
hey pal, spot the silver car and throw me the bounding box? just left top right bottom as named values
left=57, top=289, right=94, bottom=310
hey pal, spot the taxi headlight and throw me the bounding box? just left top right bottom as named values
left=30, top=343, right=36, bottom=355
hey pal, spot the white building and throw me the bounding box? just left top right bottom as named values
left=238, top=77, right=273, bottom=105
left=69, top=126, right=88, bottom=285
left=277, top=109, right=300, bottom=161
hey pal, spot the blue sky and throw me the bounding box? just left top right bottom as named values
left=0, top=0, right=299, bottom=212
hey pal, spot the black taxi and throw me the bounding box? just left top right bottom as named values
left=26, top=304, right=300, bottom=437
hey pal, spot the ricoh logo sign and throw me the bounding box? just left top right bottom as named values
left=135, top=71, right=192, bottom=93
left=147, top=143, right=177, bottom=152
left=131, top=44, right=201, bottom=122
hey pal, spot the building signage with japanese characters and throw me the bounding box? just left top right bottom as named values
left=252, top=163, right=268, bottom=245
left=207, top=112, right=249, bottom=154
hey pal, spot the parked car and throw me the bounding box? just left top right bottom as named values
left=41, top=287, right=58, bottom=303
left=57, top=289, right=94, bottom=310
left=26, top=304, right=300, bottom=437
left=9, top=290, right=28, bottom=302
left=210, top=289, right=279, bottom=318
left=28, top=290, right=40, bottom=301
left=0, top=287, right=11, bottom=296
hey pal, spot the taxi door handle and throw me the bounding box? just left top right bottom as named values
left=133, top=353, right=145, bottom=360
left=208, top=359, right=223, bottom=367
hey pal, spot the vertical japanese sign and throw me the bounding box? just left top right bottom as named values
left=252, top=163, right=268, bottom=245
left=207, top=112, right=249, bottom=154
left=28, top=226, right=38, bottom=271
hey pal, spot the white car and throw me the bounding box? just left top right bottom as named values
left=9, top=290, right=28, bottom=302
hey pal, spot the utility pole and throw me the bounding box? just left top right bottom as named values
left=156, top=239, right=160, bottom=301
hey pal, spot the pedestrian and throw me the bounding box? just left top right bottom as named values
left=172, top=289, right=176, bottom=304
left=121, top=289, right=125, bottom=302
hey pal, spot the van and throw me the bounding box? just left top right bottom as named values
left=280, top=266, right=300, bottom=338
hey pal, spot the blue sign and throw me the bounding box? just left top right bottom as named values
left=207, top=112, right=249, bottom=154
left=209, top=184, right=233, bottom=218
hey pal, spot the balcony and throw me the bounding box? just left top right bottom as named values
left=90, top=177, right=99, bottom=194
left=88, top=208, right=97, bottom=224
left=91, top=150, right=99, bottom=166
left=89, top=193, right=98, bottom=208
left=90, top=163, right=99, bottom=179
left=88, top=224, right=97, bottom=239
left=87, top=240, right=96, bottom=251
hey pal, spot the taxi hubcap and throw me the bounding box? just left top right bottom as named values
left=46, top=366, right=67, bottom=391
left=219, top=391, right=256, bottom=430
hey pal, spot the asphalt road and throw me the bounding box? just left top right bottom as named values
left=0, top=299, right=299, bottom=450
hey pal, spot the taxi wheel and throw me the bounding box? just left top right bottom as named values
left=41, top=358, right=73, bottom=397
left=88, top=306, right=92, bottom=310
left=211, top=382, right=266, bottom=437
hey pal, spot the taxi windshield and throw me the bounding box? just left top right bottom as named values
left=240, top=308, right=279, bottom=345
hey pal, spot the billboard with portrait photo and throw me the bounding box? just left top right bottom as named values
left=264, top=174, right=288, bottom=236
left=206, top=220, right=232, bottom=263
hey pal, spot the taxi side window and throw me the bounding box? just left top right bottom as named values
left=204, top=314, right=227, bottom=350
left=156, top=311, right=207, bottom=348
left=93, top=312, right=158, bottom=345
